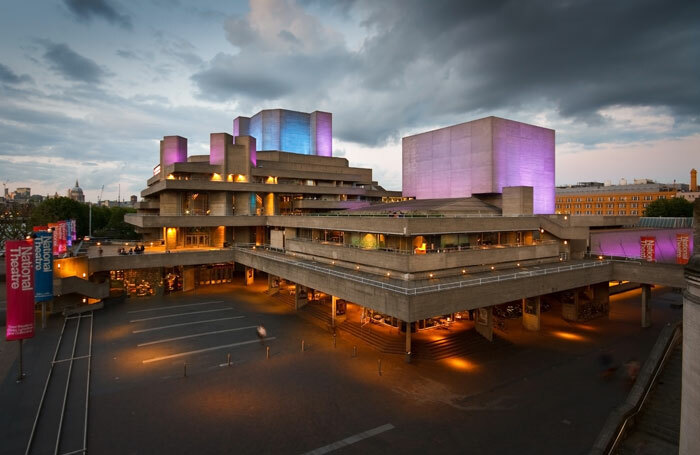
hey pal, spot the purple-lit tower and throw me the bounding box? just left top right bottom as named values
left=402, top=116, right=555, bottom=214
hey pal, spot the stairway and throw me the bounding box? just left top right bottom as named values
left=337, top=320, right=406, bottom=355
left=617, top=343, right=682, bottom=454
left=416, top=330, right=513, bottom=360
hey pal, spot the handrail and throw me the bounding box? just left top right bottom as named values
left=590, top=321, right=682, bottom=454
left=234, top=243, right=610, bottom=296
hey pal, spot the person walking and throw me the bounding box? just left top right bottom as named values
left=256, top=325, right=267, bottom=343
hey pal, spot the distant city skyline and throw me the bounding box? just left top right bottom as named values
left=0, top=0, right=698, bottom=200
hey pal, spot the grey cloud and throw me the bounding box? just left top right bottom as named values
left=116, top=49, right=138, bottom=60
left=0, top=63, right=33, bottom=85
left=194, top=0, right=699, bottom=147
left=278, top=30, right=302, bottom=46
left=63, top=0, right=132, bottom=29
left=42, top=42, right=106, bottom=84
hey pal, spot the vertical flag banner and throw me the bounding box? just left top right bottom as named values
left=676, top=233, right=690, bottom=265
left=57, top=221, right=67, bottom=254
left=71, top=219, right=77, bottom=242
left=34, top=231, right=53, bottom=302
left=5, top=240, right=35, bottom=341
left=48, top=222, right=59, bottom=255
left=640, top=236, right=656, bottom=262
left=65, top=219, right=72, bottom=247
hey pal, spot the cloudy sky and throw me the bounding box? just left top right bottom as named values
left=1, top=0, right=698, bottom=201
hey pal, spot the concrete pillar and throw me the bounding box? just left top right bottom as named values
left=245, top=267, right=254, bottom=286
left=264, top=193, right=279, bottom=215
left=182, top=266, right=195, bottom=292
left=234, top=192, right=254, bottom=216
left=209, top=191, right=232, bottom=216
left=522, top=296, right=541, bottom=331
left=641, top=284, right=652, bottom=328
left=475, top=307, right=493, bottom=341
left=405, top=323, right=412, bottom=363
left=331, top=296, right=337, bottom=327
left=681, top=260, right=700, bottom=453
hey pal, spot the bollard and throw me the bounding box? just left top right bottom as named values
left=266, top=346, right=270, bottom=359
left=301, top=340, right=305, bottom=352
left=227, top=353, right=231, bottom=367
left=352, top=346, right=357, bottom=357
left=183, top=363, right=187, bottom=378
left=333, top=333, right=337, bottom=348
left=378, top=359, right=382, bottom=376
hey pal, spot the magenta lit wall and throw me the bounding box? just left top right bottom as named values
left=311, top=111, right=332, bottom=157
left=591, top=228, right=694, bottom=263
left=402, top=117, right=555, bottom=214
left=162, top=136, right=187, bottom=166
left=209, top=133, right=230, bottom=165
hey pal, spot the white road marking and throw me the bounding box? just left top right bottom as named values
left=127, top=301, right=224, bottom=314
left=137, top=326, right=258, bottom=347
left=302, top=423, right=395, bottom=455
left=130, top=308, right=233, bottom=323
left=132, top=316, right=245, bottom=334
left=141, top=337, right=277, bottom=364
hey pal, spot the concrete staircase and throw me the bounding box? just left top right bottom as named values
left=416, top=330, right=512, bottom=360
left=54, top=276, right=110, bottom=299
left=617, top=343, right=681, bottom=454
left=337, top=320, right=406, bottom=355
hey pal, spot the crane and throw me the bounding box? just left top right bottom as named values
left=97, top=185, right=104, bottom=205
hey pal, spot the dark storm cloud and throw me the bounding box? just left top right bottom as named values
left=63, top=0, right=132, bottom=29
left=42, top=42, right=106, bottom=84
left=192, top=0, right=700, bottom=146
left=0, top=63, right=32, bottom=84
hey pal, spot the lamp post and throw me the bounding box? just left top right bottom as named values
left=88, top=202, right=92, bottom=238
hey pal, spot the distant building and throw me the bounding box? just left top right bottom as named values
left=68, top=180, right=85, bottom=202
left=130, top=195, right=138, bottom=206
left=556, top=170, right=697, bottom=216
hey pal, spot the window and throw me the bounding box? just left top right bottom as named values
left=619, top=210, right=626, bottom=215
left=575, top=204, right=580, bottom=208
left=619, top=196, right=627, bottom=201
left=585, top=203, right=591, bottom=208
left=644, top=195, right=653, bottom=201
left=632, top=196, right=639, bottom=201
left=607, top=210, right=614, bottom=215
left=587, top=197, right=593, bottom=202
left=607, top=203, right=614, bottom=208
left=596, top=203, right=602, bottom=208
left=596, top=210, right=603, bottom=215
left=643, top=203, right=649, bottom=208
left=658, top=195, right=666, bottom=200
left=631, top=203, right=638, bottom=208
left=181, top=192, right=209, bottom=216
left=567, top=198, right=572, bottom=202
left=631, top=210, right=638, bottom=215
left=618, top=203, right=626, bottom=208
left=608, top=197, right=615, bottom=202
left=585, top=210, right=591, bottom=214
left=598, top=197, right=604, bottom=202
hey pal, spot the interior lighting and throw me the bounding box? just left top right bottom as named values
left=559, top=257, right=563, bottom=261
left=82, top=298, right=87, bottom=303
left=490, top=266, right=495, bottom=270
left=331, top=261, right=335, bottom=265
left=539, top=228, right=545, bottom=234
left=57, top=263, right=61, bottom=269
left=564, top=216, right=568, bottom=220
left=235, top=174, right=248, bottom=183
left=82, top=273, right=86, bottom=277
left=564, top=240, right=568, bottom=245
left=356, top=265, right=360, bottom=270
left=429, top=273, right=434, bottom=278
left=598, top=255, right=604, bottom=260
left=97, top=242, right=101, bottom=246
left=386, top=272, right=391, bottom=277
left=167, top=174, right=175, bottom=180
left=211, top=173, right=223, bottom=181
left=227, top=174, right=234, bottom=182
left=461, top=269, right=466, bottom=274
left=516, top=263, right=521, bottom=267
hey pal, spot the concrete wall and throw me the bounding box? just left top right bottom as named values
left=159, top=192, right=179, bottom=216
left=209, top=192, right=232, bottom=216
left=502, top=186, right=534, bottom=216
left=402, top=116, right=555, bottom=213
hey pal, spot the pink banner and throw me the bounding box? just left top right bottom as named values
left=48, top=222, right=59, bottom=255
left=57, top=221, right=67, bottom=255
left=640, top=236, right=656, bottom=262
left=676, top=234, right=690, bottom=265
left=5, top=240, right=35, bottom=341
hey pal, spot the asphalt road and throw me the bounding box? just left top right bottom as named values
left=0, top=282, right=682, bottom=455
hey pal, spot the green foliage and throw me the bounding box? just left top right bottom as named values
left=29, top=197, right=140, bottom=239
left=643, top=197, right=693, bottom=217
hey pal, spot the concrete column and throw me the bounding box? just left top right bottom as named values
left=331, top=296, right=338, bottom=327
left=264, top=193, right=279, bottom=215
left=475, top=307, right=493, bottom=341
left=182, top=266, right=195, bottom=292
left=405, top=323, right=412, bottom=363
left=681, top=257, right=700, bottom=454
left=245, top=267, right=254, bottom=286
left=234, top=192, right=254, bottom=216
left=641, top=284, right=652, bottom=328
left=522, top=296, right=541, bottom=331
left=209, top=191, right=232, bottom=216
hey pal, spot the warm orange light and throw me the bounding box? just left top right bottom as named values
left=429, top=273, right=434, bottom=278
left=57, top=263, right=61, bottom=269
left=227, top=174, right=234, bottom=182
left=445, top=358, right=478, bottom=372
left=516, top=263, right=521, bottom=267
left=461, top=269, right=466, bottom=274
left=166, top=174, right=175, bottom=180
left=96, top=242, right=101, bottom=246
left=265, top=176, right=277, bottom=184
left=598, top=255, right=604, bottom=260
left=386, top=272, right=391, bottom=277
left=563, top=240, right=568, bottom=245
left=235, top=174, right=248, bottom=183
left=490, top=266, right=495, bottom=270
left=356, top=265, right=360, bottom=270
left=82, top=272, right=86, bottom=277
left=552, top=331, right=585, bottom=341
left=211, top=173, right=223, bottom=181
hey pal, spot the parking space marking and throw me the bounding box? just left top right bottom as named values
left=137, top=326, right=259, bottom=347
left=130, top=308, right=234, bottom=323
left=132, top=316, right=245, bottom=334
left=302, top=423, right=395, bottom=455
left=127, top=301, right=224, bottom=314
left=141, top=337, right=277, bottom=364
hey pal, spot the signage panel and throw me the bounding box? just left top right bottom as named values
left=34, top=231, right=53, bottom=302
left=5, top=240, right=35, bottom=341
left=640, top=236, right=656, bottom=262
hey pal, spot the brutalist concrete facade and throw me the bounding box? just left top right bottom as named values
left=402, top=116, right=555, bottom=214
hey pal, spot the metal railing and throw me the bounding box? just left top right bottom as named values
left=288, top=237, right=559, bottom=256
left=234, top=243, right=610, bottom=295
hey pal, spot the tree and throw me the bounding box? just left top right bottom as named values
left=643, top=197, right=693, bottom=217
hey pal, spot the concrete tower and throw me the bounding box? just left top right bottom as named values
left=680, top=198, right=700, bottom=454
left=691, top=168, right=697, bottom=192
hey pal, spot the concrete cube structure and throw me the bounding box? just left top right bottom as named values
left=234, top=108, right=332, bottom=157
left=402, top=116, right=555, bottom=214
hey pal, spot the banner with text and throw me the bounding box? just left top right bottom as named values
left=34, top=231, right=53, bottom=302
left=676, top=234, right=690, bottom=265
left=5, top=240, right=35, bottom=341
left=640, top=236, right=656, bottom=262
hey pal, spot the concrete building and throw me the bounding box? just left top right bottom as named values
left=556, top=181, right=683, bottom=216
left=402, top=116, right=555, bottom=214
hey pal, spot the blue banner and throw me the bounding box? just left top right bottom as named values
left=34, top=231, right=53, bottom=302
left=65, top=219, right=73, bottom=247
